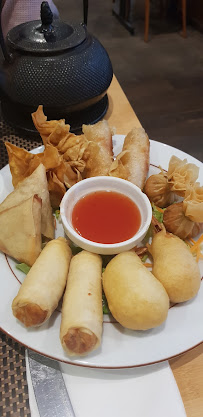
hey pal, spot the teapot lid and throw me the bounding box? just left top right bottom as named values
left=7, top=2, right=87, bottom=53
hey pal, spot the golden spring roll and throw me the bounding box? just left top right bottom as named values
left=109, top=127, right=150, bottom=189
left=12, top=237, right=72, bottom=327
left=82, top=120, right=113, bottom=177
left=60, top=251, right=103, bottom=356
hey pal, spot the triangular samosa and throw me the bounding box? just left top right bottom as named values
left=0, top=164, right=54, bottom=240
left=0, top=195, right=42, bottom=266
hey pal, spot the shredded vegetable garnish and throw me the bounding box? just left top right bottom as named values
left=154, top=206, right=165, bottom=213
left=143, top=262, right=153, bottom=268
left=102, top=291, right=110, bottom=314
left=185, top=234, right=203, bottom=262
left=151, top=203, right=164, bottom=223
left=141, top=254, right=148, bottom=263
left=55, top=209, right=60, bottom=220
left=16, top=263, right=31, bottom=274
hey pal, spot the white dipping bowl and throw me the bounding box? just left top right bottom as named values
left=60, top=176, right=152, bottom=255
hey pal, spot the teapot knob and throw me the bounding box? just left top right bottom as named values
left=40, top=1, right=56, bottom=42
left=41, top=1, right=53, bottom=26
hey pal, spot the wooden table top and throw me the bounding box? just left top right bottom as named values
left=106, top=75, right=203, bottom=417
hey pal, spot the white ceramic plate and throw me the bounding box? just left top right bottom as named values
left=0, top=136, right=202, bottom=369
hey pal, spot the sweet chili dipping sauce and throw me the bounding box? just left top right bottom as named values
left=71, top=191, right=141, bottom=244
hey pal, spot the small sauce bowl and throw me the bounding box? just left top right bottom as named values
left=60, top=176, right=152, bottom=255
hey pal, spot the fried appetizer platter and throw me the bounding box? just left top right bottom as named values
left=60, top=251, right=103, bottom=356
left=103, top=251, right=169, bottom=330
left=1, top=105, right=201, bottom=360
left=0, top=195, right=42, bottom=266
left=12, top=237, right=72, bottom=327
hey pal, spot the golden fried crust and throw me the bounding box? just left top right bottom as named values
left=63, top=328, right=97, bottom=355
left=13, top=303, right=48, bottom=327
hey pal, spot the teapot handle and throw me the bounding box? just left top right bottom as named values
left=0, top=0, right=13, bottom=62
left=83, top=0, right=88, bottom=26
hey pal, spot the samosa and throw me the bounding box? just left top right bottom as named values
left=0, top=195, right=42, bottom=266
left=0, top=164, right=54, bottom=240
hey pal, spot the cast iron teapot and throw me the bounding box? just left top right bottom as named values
left=0, top=1, right=113, bottom=133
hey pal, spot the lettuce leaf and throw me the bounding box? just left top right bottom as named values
left=16, top=263, right=31, bottom=274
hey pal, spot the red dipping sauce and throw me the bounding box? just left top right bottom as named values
left=71, top=191, right=141, bottom=244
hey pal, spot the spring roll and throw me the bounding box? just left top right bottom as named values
left=109, top=127, right=150, bottom=189
left=82, top=120, right=113, bottom=177
left=60, top=251, right=103, bottom=356
left=12, top=237, right=72, bottom=327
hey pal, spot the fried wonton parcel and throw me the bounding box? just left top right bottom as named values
left=0, top=164, right=54, bottom=240
left=183, top=184, right=203, bottom=223
left=28, top=145, right=62, bottom=173
left=110, top=127, right=150, bottom=190
left=108, top=150, right=129, bottom=180
left=163, top=202, right=203, bottom=239
left=32, top=106, right=88, bottom=165
left=5, top=142, right=62, bottom=188
left=46, top=170, right=66, bottom=209
left=5, top=142, right=34, bottom=187
left=32, top=105, right=71, bottom=147
left=144, top=171, right=176, bottom=208
left=0, top=195, right=42, bottom=266
left=167, top=156, right=199, bottom=197
left=12, top=237, right=72, bottom=327
left=82, top=120, right=113, bottom=177
left=57, top=134, right=88, bottom=163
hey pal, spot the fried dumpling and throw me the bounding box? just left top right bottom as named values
left=149, top=226, right=201, bottom=303
left=103, top=251, right=169, bottom=330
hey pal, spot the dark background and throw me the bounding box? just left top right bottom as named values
left=55, top=0, right=203, bottom=162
